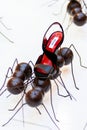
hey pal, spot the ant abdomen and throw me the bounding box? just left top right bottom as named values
left=32, top=77, right=51, bottom=93
left=15, top=62, right=32, bottom=80
left=7, top=77, right=25, bottom=95
left=25, top=87, right=44, bottom=107
left=57, top=47, right=73, bottom=65
left=73, top=12, right=87, bottom=26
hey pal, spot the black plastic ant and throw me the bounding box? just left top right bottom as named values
left=34, top=22, right=74, bottom=99
left=45, top=0, right=87, bottom=28
left=0, top=22, right=87, bottom=129
left=67, top=0, right=87, bottom=26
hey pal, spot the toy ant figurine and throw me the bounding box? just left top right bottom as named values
left=67, top=0, right=87, bottom=26
left=0, top=22, right=87, bottom=129
left=41, top=22, right=87, bottom=93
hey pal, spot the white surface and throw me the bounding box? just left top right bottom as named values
left=0, top=0, right=87, bottom=130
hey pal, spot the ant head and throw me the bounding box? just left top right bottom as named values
left=25, top=87, right=44, bottom=107
left=67, top=0, right=81, bottom=15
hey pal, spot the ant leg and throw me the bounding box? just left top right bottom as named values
left=11, top=58, right=18, bottom=70
left=2, top=103, right=26, bottom=127
left=49, top=85, right=59, bottom=122
left=54, top=78, right=72, bottom=99
left=21, top=93, right=25, bottom=127
left=35, top=107, right=42, bottom=115
left=83, top=122, right=87, bottom=130
left=41, top=103, right=60, bottom=130
left=55, top=78, right=77, bottom=101
left=9, top=93, right=25, bottom=111
left=0, top=67, right=13, bottom=91
left=82, top=0, right=87, bottom=9
left=0, top=18, right=12, bottom=30
left=71, top=61, right=79, bottom=90
left=59, top=75, right=73, bottom=100
left=65, top=17, right=73, bottom=33
left=0, top=58, right=18, bottom=92
left=0, top=88, right=7, bottom=96
left=0, top=31, right=14, bottom=43
left=69, top=44, right=87, bottom=69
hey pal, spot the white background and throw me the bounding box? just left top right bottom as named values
left=0, top=0, right=87, bottom=130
